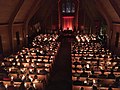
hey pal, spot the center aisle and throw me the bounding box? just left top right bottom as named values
left=45, top=37, right=72, bottom=90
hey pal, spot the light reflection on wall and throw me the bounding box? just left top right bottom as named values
left=63, top=16, right=74, bottom=31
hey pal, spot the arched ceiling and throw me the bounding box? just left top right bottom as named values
left=0, top=0, right=120, bottom=25
left=14, top=0, right=35, bottom=23
left=0, top=0, right=41, bottom=25
left=99, top=0, right=120, bottom=22
left=0, top=0, right=19, bottom=24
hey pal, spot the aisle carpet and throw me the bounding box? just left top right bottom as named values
left=45, top=37, right=72, bottom=90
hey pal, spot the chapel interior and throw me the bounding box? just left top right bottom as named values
left=0, top=0, right=120, bottom=90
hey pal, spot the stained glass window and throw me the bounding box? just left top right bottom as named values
left=62, top=4, right=65, bottom=13
left=62, top=2, right=75, bottom=13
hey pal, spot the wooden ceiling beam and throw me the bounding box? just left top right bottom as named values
left=109, top=0, right=120, bottom=18
left=24, top=0, right=42, bottom=24
left=8, top=0, right=24, bottom=53
left=8, top=0, right=24, bottom=25
left=81, top=0, right=94, bottom=22
left=94, top=0, right=113, bottom=49
left=94, top=0, right=112, bottom=25
left=42, top=0, right=53, bottom=24
left=23, top=0, right=42, bottom=46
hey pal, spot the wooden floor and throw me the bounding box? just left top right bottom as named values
left=45, top=37, right=72, bottom=90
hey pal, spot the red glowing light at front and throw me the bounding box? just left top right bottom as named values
left=62, top=16, right=74, bottom=31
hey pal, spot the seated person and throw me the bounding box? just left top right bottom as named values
left=108, top=86, right=113, bottom=90
left=84, top=78, right=92, bottom=86
left=7, top=81, right=16, bottom=90
left=112, top=77, right=120, bottom=88
left=73, top=77, right=83, bottom=85
left=0, top=66, right=8, bottom=76
left=33, top=75, right=40, bottom=83
left=0, top=82, right=6, bottom=90
left=92, top=85, right=98, bottom=90
left=80, top=58, right=87, bottom=68
left=19, top=81, right=26, bottom=90
left=107, top=69, right=115, bottom=79
left=98, top=70, right=107, bottom=78
left=23, top=74, right=31, bottom=82
left=80, top=87, right=84, bottom=90
left=80, top=68, right=88, bottom=77
left=117, top=65, right=120, bottom=71
left=89, top=70, right=97, bottom=78
left=28, top=83, right=36, bottom=90
left=39, top=68, right=48, bottom=75
left=13, top=73, right=22, bottom=82
left=73, top=61, right=80, bottom=68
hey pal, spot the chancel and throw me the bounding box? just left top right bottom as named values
left=0, top=0, right=120, bottom=90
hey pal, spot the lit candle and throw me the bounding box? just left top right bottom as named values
left=26, top=59, right=30, bottom=63
left=17, top=63, right=20, bottom=66
left=37, top=70, right=40, bottom=73
left=84, top=80, right=87, bottom=84
left=24, top=83, right=27, bottom=87
left=30, top=69, right=32, bottom=72
left=9, top=68, right=12, bottom=72
left=24, top=64, right=27, bottom=67
left=5, top=84, right=8, bottom=88
left=9, top=59, right=12, bottom=61
left=16, top=59, right=19, bottom=62
left=22, top=75, right=25, bottom=80
left=1, top=62, right=5, bottom=66
left=86, top=64, right=90, bottom=68
left=29, top=76, right=33, bottom=82
left=93, top=79, right=96, bottom=84
left=11, top=76, right=14, bottom=81
left=33, top=83, right=36, bottom=88
left=15, top=56, right=18, bottom=59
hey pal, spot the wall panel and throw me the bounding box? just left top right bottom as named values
left=0, top=25, right=11, bottom=55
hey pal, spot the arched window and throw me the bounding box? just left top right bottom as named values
left=62, top=1, right=75, bottom=13
left=71, top=3, right=75, bottom=13
left=62, top=3, right=65, bottom=13
left=66, top=2, right=71, bottom=13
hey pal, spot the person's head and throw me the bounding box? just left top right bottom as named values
left=118, top=65, right=120, bottom=69
left=91, top=70, right=94, bottom=75
left=77, top=76, right=80, bottom=80
left=17, top=73, right=19, bottom=77
left=34, top=75, right=38, bottom=79
left=30, top=82, right=33, bottom=86
left=10, top=81, right=14, bottom=85
left=80, top=87, right=84, bottom=90
left=108, top=85, right=112, bottom=90
left=82, top=68, right=85, bottom=72
left=115, top=77, right=119, bottom=82
left=0, top=82, right=4, bottom=86
left=101, top=70, right=105, bottom=74
left=92, top=85, right=97, bottom=90
left=110, top=69, right=114, bottom=74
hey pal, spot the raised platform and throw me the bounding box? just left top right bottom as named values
left=57, top=30, right=77, bottom=42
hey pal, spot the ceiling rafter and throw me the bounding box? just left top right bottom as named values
left=23, top=0, right=43, bottom=45
left=24, top=0, right=42, bottom=24
left=82, top=0, right=94, bottom=22
left=94, top=0, right=112, bottom=25
left=109, top=0, right=120, bottom=18
left=36, top=0, right=49, bottom=21
left=8, top=0, right=24, bottom=25
left=42, top=0, right=53, bottom=24
left=8, top=0, right=24, bottom=53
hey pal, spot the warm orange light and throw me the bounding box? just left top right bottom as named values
left=62, top=16, right=74, bottom=30
left=62, top=16, right=74, bottom=19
